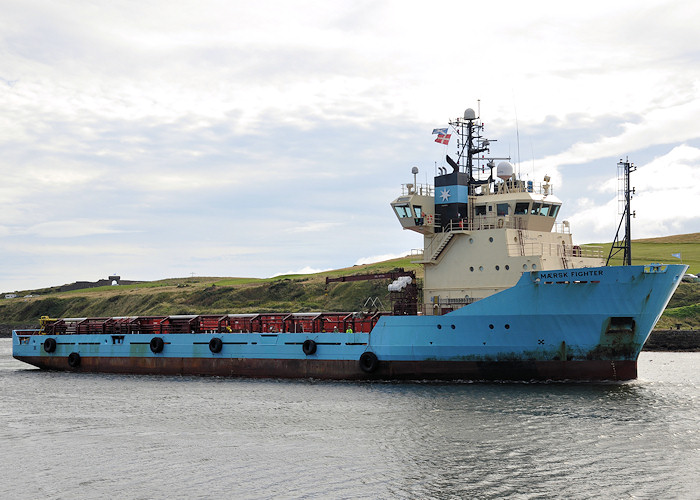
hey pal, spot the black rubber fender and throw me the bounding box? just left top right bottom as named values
left=150, top=336, right=164, bottom=354
left=209, top=337, right=223, bottom=353
left=67, top=352, right=81, bottom=368
left=302, top=339, right=317, bottom=356
left=43, top=337, right=57, bottom=353
left=359, top=351, right=379, bottom=373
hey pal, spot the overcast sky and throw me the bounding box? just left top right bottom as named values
left=2, top=0, right=699, bottom=292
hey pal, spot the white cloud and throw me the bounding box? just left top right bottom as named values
left=22, top=219, right=134, bottom=238
left=567, top=145, right=700, bottom=243
left=271, top=266, right=332, bottom=277
left=354, top=253, right=412, bottom=266
left=2, top=1, right=700, bottom=291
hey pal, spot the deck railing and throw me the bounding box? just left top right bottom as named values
left=506, top=242, right=603, bottom=259
left=28, top=312, right=385, bottom=336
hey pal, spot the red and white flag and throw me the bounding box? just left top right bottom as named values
left=435, top=133, right=451, bottom=145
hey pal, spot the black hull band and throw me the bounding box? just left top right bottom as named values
left=15, top=355, right=637, bottom=381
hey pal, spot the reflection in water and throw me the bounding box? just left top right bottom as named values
left=1, top=342, right=697, bottom=499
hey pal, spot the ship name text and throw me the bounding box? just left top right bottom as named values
left=539, top=270, right=604, bottom=280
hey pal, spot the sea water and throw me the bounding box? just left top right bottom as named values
left=1, top=338, right=698, bottom=499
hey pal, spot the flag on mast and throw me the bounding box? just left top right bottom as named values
left=435, top=133, right=451, bottom=145
left=432, top=128, right=448, bottom=135
left=672, top=252, right=682, bottom=260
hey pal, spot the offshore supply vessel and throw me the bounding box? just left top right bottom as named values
left=12, top=107, right=686, bottom=381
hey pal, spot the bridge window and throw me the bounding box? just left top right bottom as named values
left=540, top=204, right=550, bottom=216
left=531, top=203, right=541, bottom=215
left=497, top=203, right=509, bottom=216
left=475, top=205, right=486, bottom=216
left=550, top=204, right=561, bottom=217
left=514, top=202, right=529, bottom=215
left=394, top=205, right=412, bottom=218
left=414, top=206, right=423, bottom=217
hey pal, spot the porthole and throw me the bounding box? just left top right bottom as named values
left=495, top=265, right=500, bottom=271
left=451, top=324, right=456, bottom=330
left=470, top=266, right=474, bottom=272
left=505, top=324, right=510, bottom=329
left=437, top=324, right=442, bottom=329
left=505, top=265, right=510, bottom=270
left=532, top=264, right=537, bottom=270
left=523, top=264, right=528, bottom=270
left=479, top=266, right=484, bottom=272
left=469, top=237, right=474, bottom=244
left=489, top=324, right=494, bottom=329
left=489, top=237, right=494, bottom=243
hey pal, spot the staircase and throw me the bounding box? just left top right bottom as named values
left=429, top=232, right=454, bottom=261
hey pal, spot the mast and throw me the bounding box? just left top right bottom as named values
left=606, top=158, right=636, bottom=266
left=431, top=107, right=510, bottom=232
left=450, top=108, right=492, bottom=195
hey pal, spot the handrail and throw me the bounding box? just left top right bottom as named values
left=506, top=242, right=604, bottom=259
left=431, top=216, right=571, bottom=234
left=399, top=183, right=434, bottom=196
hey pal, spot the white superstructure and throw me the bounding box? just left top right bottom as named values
left=391, top=108, right=604, bottom=314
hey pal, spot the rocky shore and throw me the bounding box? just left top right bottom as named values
left=644, top=329, right=699, bottom=351
left=0, top=324, right=34, bottom=337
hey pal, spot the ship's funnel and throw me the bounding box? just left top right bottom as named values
left=446, top=155, right=460, bottom=173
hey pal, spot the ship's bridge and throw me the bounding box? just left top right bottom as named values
left=391, top=183, right=435, bottom=235
left=391, top=177, right=564, bottom=234
left=470, top=187, right=562, bottom=233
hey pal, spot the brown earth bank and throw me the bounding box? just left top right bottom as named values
left=0, top=325, right=34, bottom=337
left=1, top=324, right=698, bottom=351
left=644, top=329, right=700, bottom=351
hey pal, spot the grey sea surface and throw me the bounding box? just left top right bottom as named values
left=1, top=339, right=698, bottom=499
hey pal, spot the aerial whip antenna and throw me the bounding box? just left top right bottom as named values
left=514, top=104, right=522, bottom=178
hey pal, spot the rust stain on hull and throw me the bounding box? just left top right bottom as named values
left=15, top=356, right=637, bottom=381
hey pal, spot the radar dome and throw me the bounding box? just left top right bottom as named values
left=464, top=108, right=476, bottom=120
left=497, top=161, right=514, bottom=181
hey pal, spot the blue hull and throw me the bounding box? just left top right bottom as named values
left=12, top=265, right=686, bottom=381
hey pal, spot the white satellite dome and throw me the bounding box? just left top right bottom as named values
left=464, top=108, right=476, bottom=120
left=497, top=161, right=514, bottom=181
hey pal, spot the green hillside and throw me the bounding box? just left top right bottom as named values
left=1, top=236, right=698, bottom=329
left=0, top=258, right=422, bottom=328
left=589, top=232, right=700, bottom=275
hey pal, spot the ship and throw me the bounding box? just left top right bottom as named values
left=12, top=107, right=687, bottom=381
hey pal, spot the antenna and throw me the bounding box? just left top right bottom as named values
left=514, top=104, right=521, bottom=178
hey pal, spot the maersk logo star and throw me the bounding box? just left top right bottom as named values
left=439, top=188, right=451, bottom=202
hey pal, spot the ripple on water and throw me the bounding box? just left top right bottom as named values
left=0, top=342, right=698, bottom=499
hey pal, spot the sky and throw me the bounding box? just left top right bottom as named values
left=2, top=0, right=700, bottom=292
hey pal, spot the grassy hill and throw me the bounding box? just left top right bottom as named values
left=1, top=236, right=698, bottom=329
left=589, top=232, right=700, bottom=275
left=0, top=258, right=422, bottom=328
